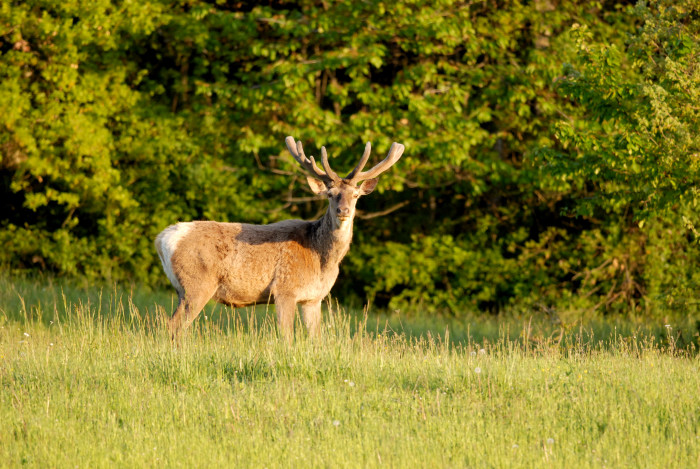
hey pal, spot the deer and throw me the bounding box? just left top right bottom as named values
left=155, top=136, right=405, bottom=340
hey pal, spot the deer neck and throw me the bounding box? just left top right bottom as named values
left=313, top=209, right=354, bottom=267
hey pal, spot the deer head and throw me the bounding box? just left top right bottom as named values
left=285, top=137, right=405, bottom=228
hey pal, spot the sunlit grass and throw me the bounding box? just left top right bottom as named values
left=1, top=275, right=699, bottom=467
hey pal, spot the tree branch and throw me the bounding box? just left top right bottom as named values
left=356, top=201, right=409, bottom=219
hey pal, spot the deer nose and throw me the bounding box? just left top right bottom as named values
left=336, top=207, right=350, bottom=217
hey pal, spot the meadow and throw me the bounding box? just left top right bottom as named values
left=1, top=275, right=699, bottom=468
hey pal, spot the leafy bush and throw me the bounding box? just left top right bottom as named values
left=1, top=0, right=697, bottom=318
left=538, top=0, right=700, bottom=316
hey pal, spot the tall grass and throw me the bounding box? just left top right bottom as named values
left=1, top=275, right=699, bottom=467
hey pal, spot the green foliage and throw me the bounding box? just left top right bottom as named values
left=535, top=0, right=700, bottom=314
left=1, top=0, right=698, bottom=318
left=544, top=0, right=700, bottom=220
left=0, top=0, right=273, bottom=284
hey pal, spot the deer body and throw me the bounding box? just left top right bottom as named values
left=157, top=137, right=404, bottom=339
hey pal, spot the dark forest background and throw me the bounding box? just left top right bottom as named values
left=1, top=0, right=699, bottom=320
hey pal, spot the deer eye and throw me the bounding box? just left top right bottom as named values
left=353, top=193, right=360, bottom=198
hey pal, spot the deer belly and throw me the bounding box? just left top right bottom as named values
left=214, top=283, right=273, bottom=306
left=214, top=267, right=275, bottom=305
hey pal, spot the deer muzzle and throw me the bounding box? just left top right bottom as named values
left=336, top=207, right=351, bottom=221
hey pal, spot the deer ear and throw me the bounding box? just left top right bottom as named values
left=359, top=178, right=379, bottom=195
left=306, top=177, right=328, bottom=195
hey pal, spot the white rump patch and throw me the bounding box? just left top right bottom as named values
left=156, top=223, right=192, bottom=296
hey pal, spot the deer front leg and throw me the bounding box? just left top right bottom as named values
left=274, top=296, right=297, bottom=342
left=301, top=300, right=322, bottom=338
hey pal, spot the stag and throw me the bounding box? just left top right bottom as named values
left=156, top=136, right=405, bottom=340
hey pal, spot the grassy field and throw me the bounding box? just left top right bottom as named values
left=1, top=276, right=699, bottom=468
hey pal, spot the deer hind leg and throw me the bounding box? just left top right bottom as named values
left=168, top=283, right=217, bottom=339
left=301, top=300, right=322, bottom=338
left=274, top=295, right=298, bottom=342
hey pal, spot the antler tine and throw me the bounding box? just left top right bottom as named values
left=320, top=146, right=341, bottom=183
left=297, top=141, right=331, bottom=182
left=285, top=136, right=303, bottom=164
left=285, top=136, right=334, bottom=183
left=345, top=142, right=372, bottom=181
left=350, top=142, right=405, bottom=182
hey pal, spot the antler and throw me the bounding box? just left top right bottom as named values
left=285, top=136, right=341, bottom=185
left=286, top=136, right=404, bottom=185
left=344, top=142, right=372, bottom=181
left=346, top=142, right=405, bottom=183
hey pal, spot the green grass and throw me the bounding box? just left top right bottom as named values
left=1, top=275, right=699, bottom=468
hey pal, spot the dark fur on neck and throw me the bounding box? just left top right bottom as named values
left=307, top=209, right=354, bottom=269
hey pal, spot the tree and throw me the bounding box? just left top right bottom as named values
left=544, top=0, right=700, bottom=223
left=8, top=0, right=693, bottom=318
left=537, top=0, right=700, bottom=314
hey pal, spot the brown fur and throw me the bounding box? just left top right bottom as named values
left=160, top=197, right=356, bottom=340
left=162, top=217, right=342, bottom=333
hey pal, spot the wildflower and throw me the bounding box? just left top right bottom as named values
left=23, top=332, right=29, bottom=337
left=470, top=351, right=477, bottom=357
left=547, top=438, right=554, bottom=445
left=332, top=420, right=340, bottom=427
left=474, top=367, right=481, bottom=374
left=348, top=381, right=355, bottom=387
left=479, top=348, right=486, bottom=355
left=49, top=343, right=54, bottom=347
left=512, top=444, right=519, bottom=449
left=664, top=324, right=671, bottom=329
